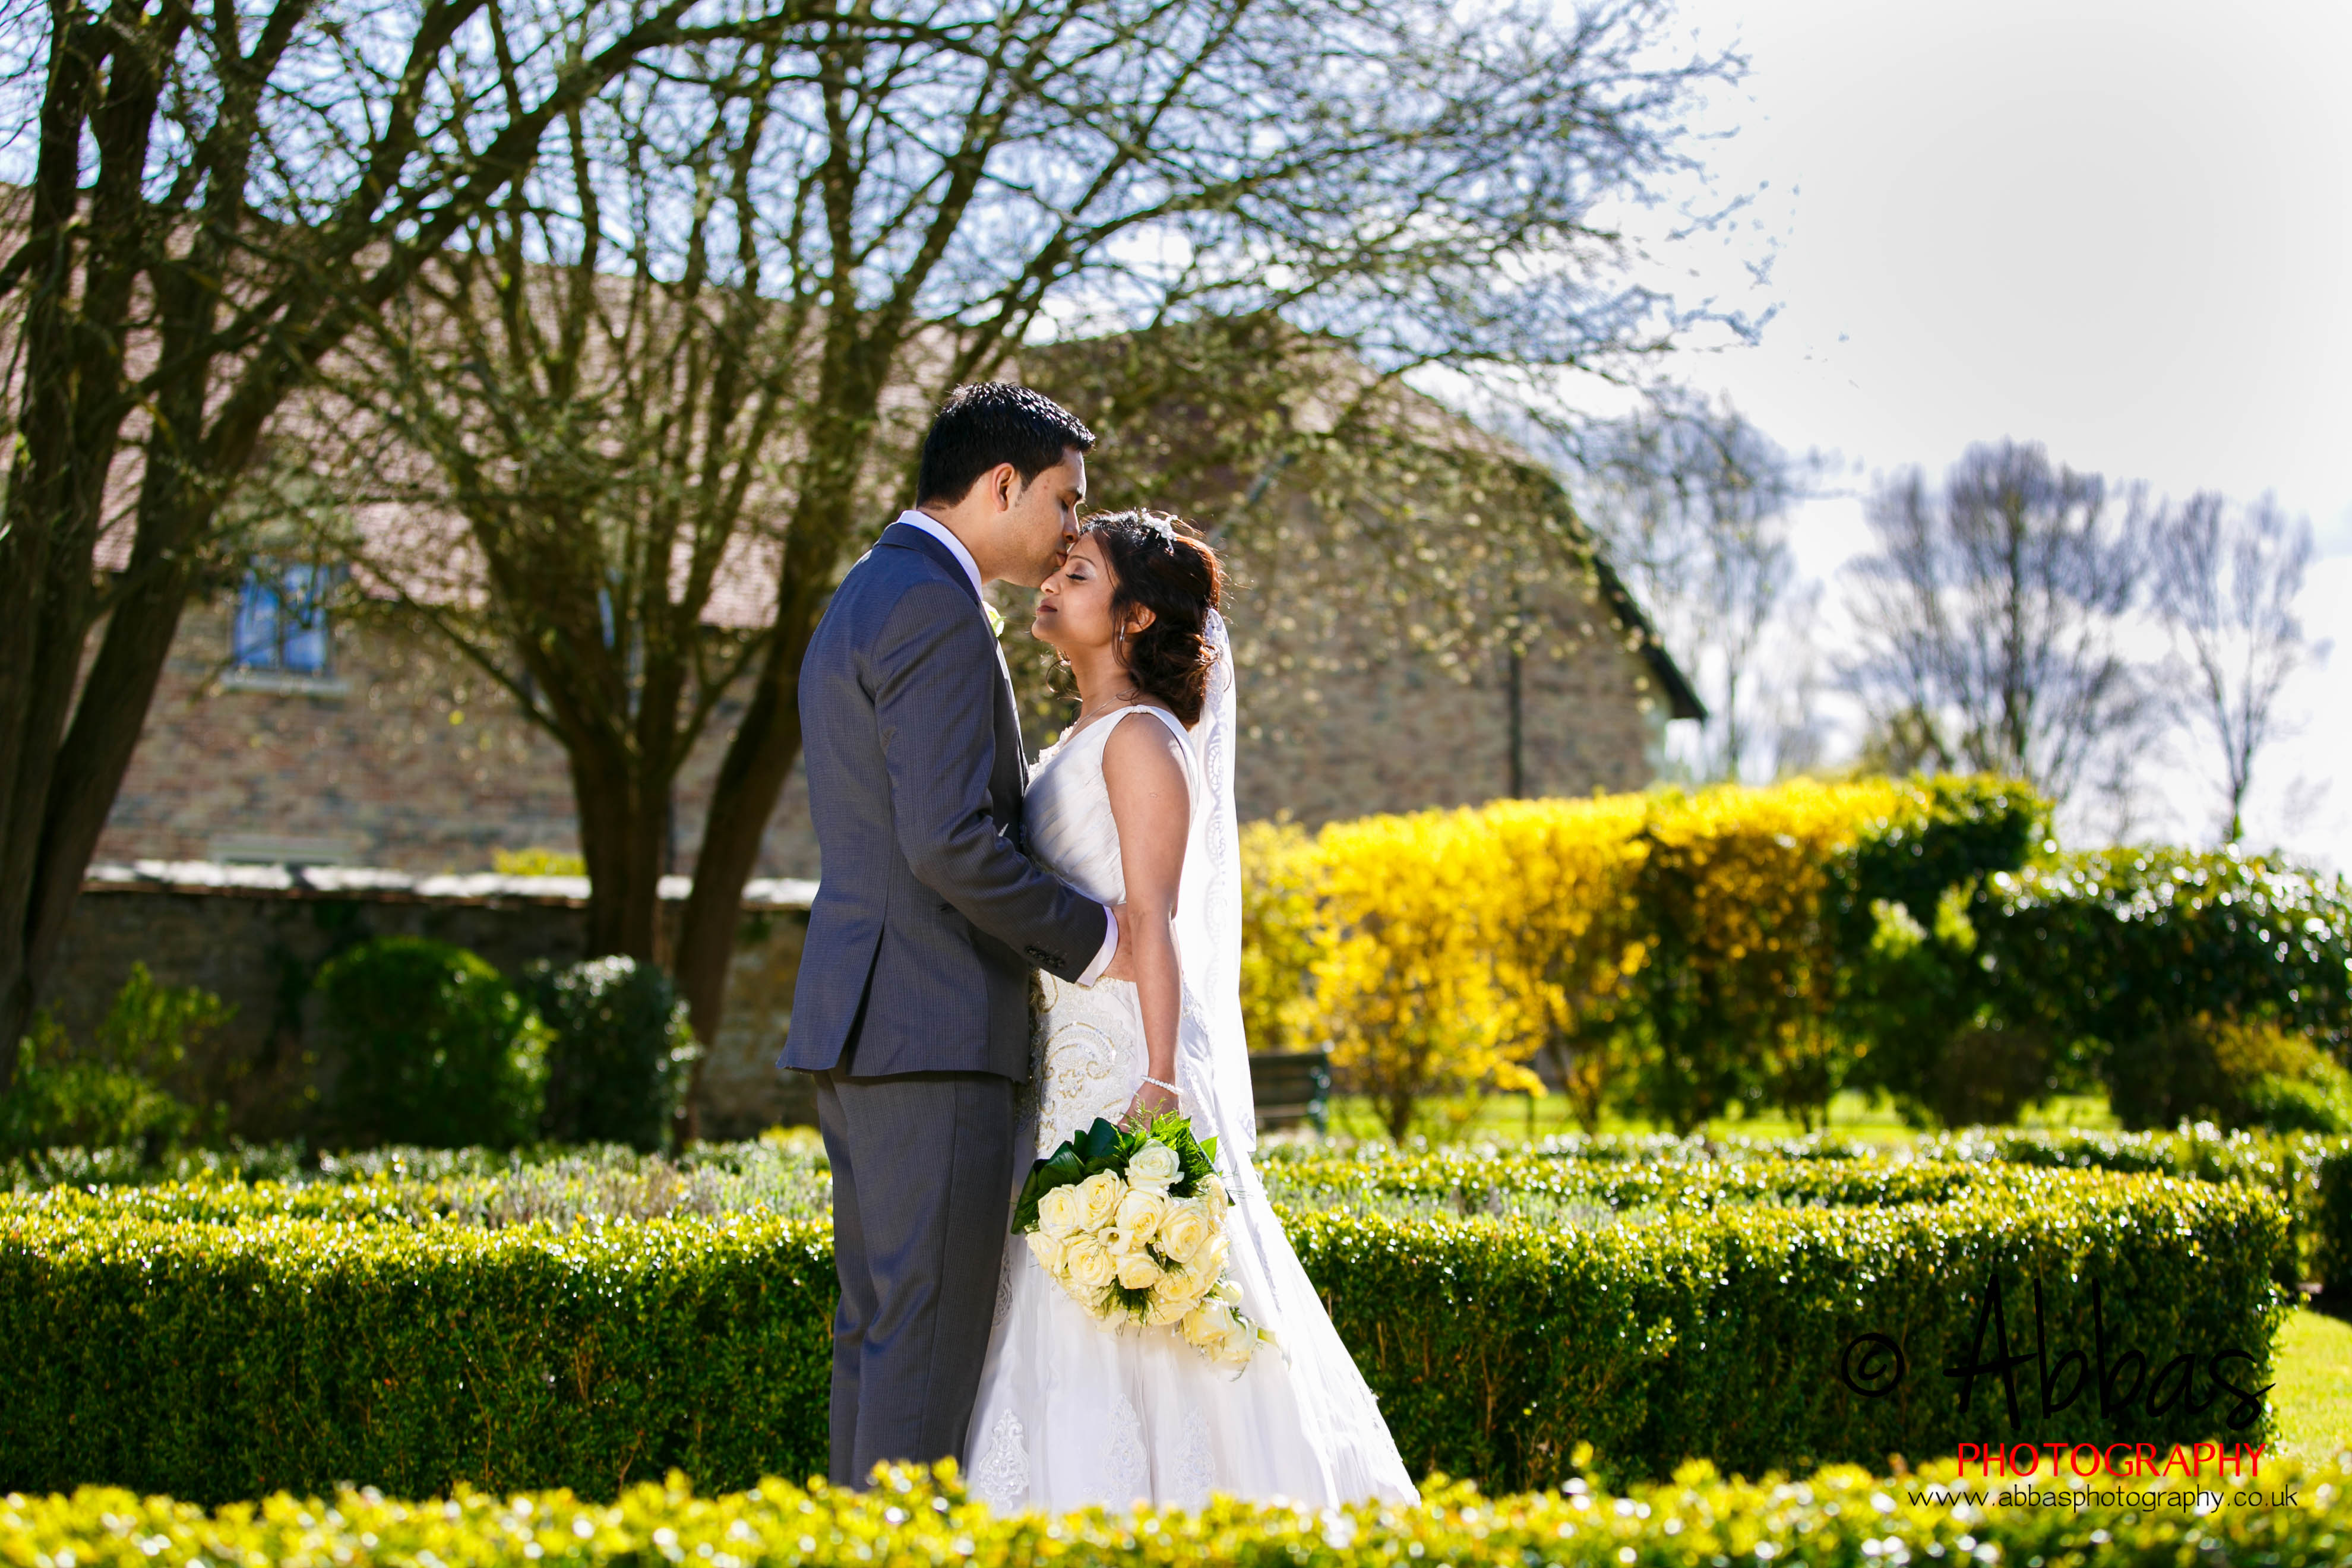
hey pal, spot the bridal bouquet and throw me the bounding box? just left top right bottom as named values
left=1011, top=1112, right=1270, bottom=1370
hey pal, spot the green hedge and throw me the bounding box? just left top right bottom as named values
left=0, top=1212, right=833, bottom=1503
left=8, top=1460, right=2351, bottom=1568
left=0, top=1162, right=2290, bottom=1501
left=1263, top=1127, right=2352, bottom=1287
left=1287, top=1167, right=2289, bottom=1490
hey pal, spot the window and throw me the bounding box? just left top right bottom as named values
left=231, top=562, right=336, bottom=676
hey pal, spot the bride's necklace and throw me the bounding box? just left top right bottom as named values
left=1073, top=684, right=1145, bottom=728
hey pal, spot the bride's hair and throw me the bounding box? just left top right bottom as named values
left=1085, top=510, right=1225, bottom=726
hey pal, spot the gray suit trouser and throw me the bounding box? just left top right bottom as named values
left=815, top=1066, right=1019, bottom=1486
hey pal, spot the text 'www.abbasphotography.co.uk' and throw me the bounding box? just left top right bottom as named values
left=1835, top=1266, right=2279, bottom=1496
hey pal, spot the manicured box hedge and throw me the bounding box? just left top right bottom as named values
left=0, top=1213, right=835, bottom=1504
left=7, top=1460, right=2351, bottom=1568
left=0, top=1162, right=2290, bottom=1501
left=1267, top=1126, right=2352, bottom=1287
left=1286, top=1166, right=2290, bottom=1490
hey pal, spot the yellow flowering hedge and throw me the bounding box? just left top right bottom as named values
left=1243, top=777, right=2043, bottom=1137
left=7, top=1458, right=2349, bottom=1568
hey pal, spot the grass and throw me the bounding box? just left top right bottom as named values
left=1320, top=1088, right=2122, bottom=1146
left=2274, top=1306, right=2352, bottom=1460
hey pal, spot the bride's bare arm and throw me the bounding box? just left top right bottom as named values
left=1099, top=713, right=1193, bottom=1124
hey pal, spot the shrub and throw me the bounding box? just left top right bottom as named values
left=1309, top=807, right=1538, bottom=1140
left=318, top=937, right=548, bottom=1149
left=527, top=958, right=701, bottom=1150
left=1237, top=820, right=1323, bottom=1056
left=7, top=1459, right=2351, bottom=1568
left=0, top=1158, right=2288, bottom=1499
left=0, top=966, right=232, bottom=1157
left=1289, top=1168, right=2288, bottom=1490
left=0, top=1210, right=834, bottom=1503
left=1974, top=849, right=2352, bottom=1125
left=1, top=1016, right=197, bottom=1156
left=493, top=846, right=588, bottom=877
left=1241, top=776, right=2046, bottom=1136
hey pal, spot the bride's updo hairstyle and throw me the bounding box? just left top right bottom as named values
left=1085, top=510, right=1226, bottom=726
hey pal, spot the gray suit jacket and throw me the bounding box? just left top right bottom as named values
left=783, top=523, right=1109, bottom=1080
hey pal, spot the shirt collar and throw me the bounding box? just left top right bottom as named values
left=896, top=510, right=984, bottom=602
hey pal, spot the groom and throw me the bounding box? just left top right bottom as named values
left=784, top=383, right=1126, bottom=1487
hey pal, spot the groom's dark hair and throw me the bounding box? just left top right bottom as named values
left=917, top=383, right=1095, bottom=505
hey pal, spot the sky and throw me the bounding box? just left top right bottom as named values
left=1624, top=0, right=2352, bottom=867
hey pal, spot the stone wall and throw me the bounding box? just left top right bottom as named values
left=47, top=864, right=815, bottom=1140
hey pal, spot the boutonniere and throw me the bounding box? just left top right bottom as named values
left=982, top=602, right=1006, bottom=638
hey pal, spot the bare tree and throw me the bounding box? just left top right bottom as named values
left=1844, top=440, right=2155, bottom=810
left=0, top=0, right=799, bottom=1071
left=323, top=45, right=806, bottom=965
left=317, top=0, right=1747, bottom=1048
left=2153, top=493, right=2332, bottom=843
left=1566, top=391, right=1812, bottom=781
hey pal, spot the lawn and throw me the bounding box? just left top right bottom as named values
left=2274, top=1306, right=2352, bottom=1460
left=1321, top=1088, right=2121, bottom=1145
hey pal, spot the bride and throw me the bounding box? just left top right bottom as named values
left=963, top=509, right=1418, bottom=1513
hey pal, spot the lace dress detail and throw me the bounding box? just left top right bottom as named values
left=962, top=665, right=1418, bottom=1515
left=1105, top=1396, right=1150, bottom=1504
left=969, top=1408, right=1030, bottom=1510
left=1169, top=1409, right=1216, bottom=1507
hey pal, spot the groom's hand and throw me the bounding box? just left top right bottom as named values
left=1100, top=904, right=1138, bottom=982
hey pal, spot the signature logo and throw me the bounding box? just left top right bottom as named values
left=1836, top=1270, right=2271, bottom=1431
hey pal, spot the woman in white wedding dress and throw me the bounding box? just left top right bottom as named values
left=963, top=511, right=1418, bottom=1513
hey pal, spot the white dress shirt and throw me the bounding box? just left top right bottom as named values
left=895, top=509, right=1118, bottom=986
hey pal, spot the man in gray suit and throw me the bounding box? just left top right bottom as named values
left=784, top=384, right=1124, bottom=1486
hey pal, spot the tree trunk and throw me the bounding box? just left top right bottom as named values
left=0, top=6, right=160, bottom=1083
left=674, top=348, right=892, bottom=1114
left=573, top=747, right=672, bottom=964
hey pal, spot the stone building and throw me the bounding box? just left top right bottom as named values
left=96, top=425, right=1698, bottom=879
left=66, top=369, right=1698, bottom=1135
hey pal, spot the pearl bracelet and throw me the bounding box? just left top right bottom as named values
left=1140, top=1074, right=1180, bottom=1096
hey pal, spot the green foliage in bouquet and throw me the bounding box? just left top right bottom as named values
left=1010, top=1112, right=1216, bottom=1233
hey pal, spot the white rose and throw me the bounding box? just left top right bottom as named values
left=1114, top=1187, right=1168, bottom=1244
left=1214, top=1320, right=1260, bottom=1368
left=1061, top=1233, right=1116, bottom=1295
left=1155, top=1199, right=1213, bottom=1265
left=1073, top=1171, right=1127, bottom=1231
left=1188, top=1230, right=1229, bottom=1284
left=1182, top=1302, right=1242, bottom=1355
left=1126, top=1140, right=1183, bottom=1193
left=1143, top=1289, right=1192, bottom=1326
left=1158, top=1262, right=1216, bottom=1306
left=1115, top=1250, right=1164, bottom=1291
left=1035, top=1185, right=1083, bottom=1238
left=1026, top=1229, right=1066, bottom=1275
left=1200, top=1174, right=1229, bottom=1215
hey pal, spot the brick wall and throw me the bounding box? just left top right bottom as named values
left=100, top=564, right=1662, bottom=879
left=1222, top=575, right=1662, bottom=826
left=98, top=601, right=822, bottom=878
